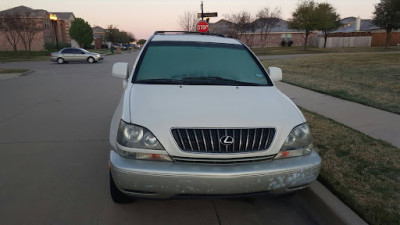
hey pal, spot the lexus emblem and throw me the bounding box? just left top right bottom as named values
left=220, top=136, right=234, bottom=145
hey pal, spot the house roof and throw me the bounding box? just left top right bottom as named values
left=253, top=19, right=298, bottom=33
left=52, top=12, right=75, bottom=21
left=332, top=17, right=380, bottom=33
left=0, top=5, right=48, bottom=17
left=92, top=26, right=105, bottom=33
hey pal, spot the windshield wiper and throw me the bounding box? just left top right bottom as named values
left=182, top=76, right=264, bottom=86
left=135, top=78, right=186, bottom=84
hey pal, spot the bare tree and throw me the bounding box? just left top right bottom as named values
left=0, top=13, right=22, bottom=51
left=18, top=12, right=44, bottom=51
left=178, top=11, right=198, bottom=31
left=256, top=7, right=281, bottom=48
left=225, top=11, right=257, bottom=47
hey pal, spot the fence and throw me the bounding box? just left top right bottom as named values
left=312, top=36, right=372, bottom=48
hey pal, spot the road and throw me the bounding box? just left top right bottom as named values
left=0, top=52, right=320, bottom=225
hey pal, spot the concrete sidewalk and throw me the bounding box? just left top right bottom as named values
left=276, top=82, right=400, bottom=148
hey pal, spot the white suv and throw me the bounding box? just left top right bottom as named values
left=109, top=31, right=321, bottom=203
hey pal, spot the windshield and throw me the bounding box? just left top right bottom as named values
left=134, top=41, right=271, bottom=86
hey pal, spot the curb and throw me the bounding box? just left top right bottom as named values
left=297, top=181, right=368, bottom=225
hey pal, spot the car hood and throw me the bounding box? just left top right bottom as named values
left=128, top=84, right=305, bottom=156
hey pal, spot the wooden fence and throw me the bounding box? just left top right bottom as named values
left=371, top=32, right=400, bottom=46
left=312, top=36, right=372, bottom=48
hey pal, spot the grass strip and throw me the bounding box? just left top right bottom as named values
left=253, top=46, right=400, bottom=56
left=302, top=108, right=400, bottom=225
left=262, top=52, right=400, bottom=114
left=0, top=68, right=29, bottom=74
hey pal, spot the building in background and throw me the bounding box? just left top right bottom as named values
left=0, top=5, right=75, bottom=51
left=92, top=26, right=106, bottom=49
left=209, top=18, right=315, bottom=48
left=51, top=12, right=76, bottom=47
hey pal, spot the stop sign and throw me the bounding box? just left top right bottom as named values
left=197, top=20, right=209, bottom=33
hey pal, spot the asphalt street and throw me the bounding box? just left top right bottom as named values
left=0, top=52, right=320, bottom=225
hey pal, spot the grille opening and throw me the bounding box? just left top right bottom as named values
left=172, top=128, right=275, bottom=153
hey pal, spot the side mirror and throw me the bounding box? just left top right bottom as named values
left=112, top=62, right=129, bottom=79
left=267, top=67, right=282, bottom=81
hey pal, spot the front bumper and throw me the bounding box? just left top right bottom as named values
left=110, top=150, right=321, bottom=199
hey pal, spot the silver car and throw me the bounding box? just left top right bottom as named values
left=50, top=47, right=103, bottom=64
left=109, top=31, right=321, bottom=203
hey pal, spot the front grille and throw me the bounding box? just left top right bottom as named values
left=171, top=128, right=275, bottom=153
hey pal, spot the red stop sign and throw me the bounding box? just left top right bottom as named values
left=197, top=20, right=209, bottom=33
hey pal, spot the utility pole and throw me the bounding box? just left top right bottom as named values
left=201, top=1, right=204, bottom=20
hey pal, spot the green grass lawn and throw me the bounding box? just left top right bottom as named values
left=262, top=52, right=400, bottom=114
left=0, top=68, right=29, bottom=74
left=0, top=51, right=51, bottom=62
left=253, top=46, right=400, bottom=56
left=302, top=108, right=400, bottom=225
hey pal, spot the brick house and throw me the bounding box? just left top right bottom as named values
left=51, top=12, right=76, bottom=46
left=209, top=18, right=315, bottom=48
left=0, top=6, right=75, bottom=51
left=92, top=26, right=106, bottom=49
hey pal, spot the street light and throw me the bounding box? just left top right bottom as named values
left=49, top=13, right=59, bottom=49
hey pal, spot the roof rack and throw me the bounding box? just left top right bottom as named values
left=154, top=31, right=226, bottom=38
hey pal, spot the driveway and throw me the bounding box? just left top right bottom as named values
left=0, top=52, right=319, bottom=225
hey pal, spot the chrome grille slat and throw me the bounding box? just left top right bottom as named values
left=185, top=129, right=194, bottom=151
left=264, top=129, right=271, bottom=149
left=209, top=129, right=215, bottom=152
left=172, top=128, right=276, bottom=153
left=258, top=128, right=264, bottom=150
left=245, top=129, right=250, bottom=150
left=193, top=129, right=201, bottom=150
left=201, top=130, right=207, bottom=152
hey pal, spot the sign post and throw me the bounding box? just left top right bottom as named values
left=198, top=1, right=218, bottom=33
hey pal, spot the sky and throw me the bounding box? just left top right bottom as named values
left=1, top=0, right=380, bottom=39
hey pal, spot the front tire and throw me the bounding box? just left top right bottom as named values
left=87, top=57, right=95, bottom=63
left=57, top=58, right=64, bottom=64
left=109, top=172, right=132, bottom=203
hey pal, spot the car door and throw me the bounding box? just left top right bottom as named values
left=72, top=49, right=86, bottom=61
left=61, top=49, right=74, bottom=61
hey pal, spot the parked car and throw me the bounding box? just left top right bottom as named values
left=50, top=47, right=103, bottom=64
left=122, top=44, right=132, bottom=50
left=109, top=31, right=321, bottom=203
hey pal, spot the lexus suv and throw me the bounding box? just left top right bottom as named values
left=109, top=31, right=321, bottom=203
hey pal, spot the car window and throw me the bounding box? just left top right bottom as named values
left=73, top=49, right=84, bottom=54
left=134, top=41, right=271, bottom=86
left=62, top=49, right=73, bottom=54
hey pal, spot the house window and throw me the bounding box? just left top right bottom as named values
left=287, top=34, right=292, bottom=41
left=281, top=34, right=286, bottom=41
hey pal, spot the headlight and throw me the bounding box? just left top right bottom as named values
left=275, top=123, right=313, bottom=159
left=117, top=120, right=164, bottom=150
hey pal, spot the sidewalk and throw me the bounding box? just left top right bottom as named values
left=275, top=82, right=400, bottom=148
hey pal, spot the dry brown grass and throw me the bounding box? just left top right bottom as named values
left=262, top=52, right=400, bottom=114
left=302, top=108, right=400, bottom=225
left=253, top=46, right=400, bottom=56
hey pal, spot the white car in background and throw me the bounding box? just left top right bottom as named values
left=108, top=31, right=321, bottom=203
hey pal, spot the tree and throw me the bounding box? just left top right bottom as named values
left=18, top=12, right=44, bottom=51
left=0, top=13, right=22, bottom=51
left=128, top=32, right=136, bottom=42
left=315, top=3, right=340, bottom=48
left=105, top=25, right=118, bottom=43
left=178, top=11, right=198, bottom=31
left=137, top=39, right=146, bottom=46
left=373, top=0, right=400, bottom=48
left=225, top=11, right=257, bottom=47
left=288, top=0, right=318, bottom=49
left=256, top=7, right=281, bottom=48
left=69, top=18, right=93, bottom=48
